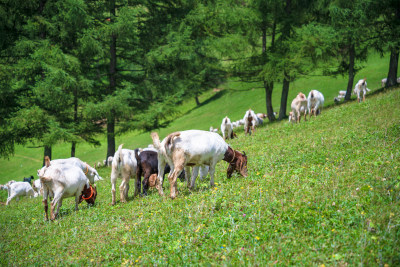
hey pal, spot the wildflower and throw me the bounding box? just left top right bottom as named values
left=331, top=229, right=335, bottom=232
left=255, top=236, right=260, bottom=240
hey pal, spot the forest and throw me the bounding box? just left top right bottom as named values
left=1, top=0, right=399, bottom=161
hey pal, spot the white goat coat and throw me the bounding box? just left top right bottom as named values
left=32, top=179, right=42, bottom=195
left=40, top=165, right=89, bottom=219
left=6, top=181, right=37, bottom=205
left=155, top=130, right=228, bottom=195
left=110, top=144, right=138, bottom=205
left=48, top=157, right=103, bottom=184
left=220, top=117, right=233, bottom=140
left=353, top=79, right=370, bottom=102
left=307, top=90, right=324, bottom=115
left=243, top=109, right=259, bottom=134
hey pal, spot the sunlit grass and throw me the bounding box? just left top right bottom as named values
left=1, top=83, right=399, bottom=265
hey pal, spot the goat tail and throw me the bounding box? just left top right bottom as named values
left=165, top=132, right=181, bottom=150
left=134, top=148, right=140, bottom=163
left=151, top=132, right=161, bottom=150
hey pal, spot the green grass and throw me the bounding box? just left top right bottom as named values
left=0, top=53, right=399, bottom=265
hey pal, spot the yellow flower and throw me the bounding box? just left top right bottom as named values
left=255, top=236, right=260, bottom=240
left=331, top=229, right=335, bottom=232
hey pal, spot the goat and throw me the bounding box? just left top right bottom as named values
left=289, top=92, right=308, bottom=123
left=243, top=109, right=258, bottom=135
left=110, top=144, right=138, bottom=205
left=307, top=90, right=325, bottom=117
left=5, top=181, right=38, bottom=205
left=221, top=116, right=233, bottom=140
left=32, top=179, right=42, bottom=195
left=151, top=130, right=248, bottom=199
left=107, top=156, right=113, bottom=167
left=23, top=175, right=34, bottom=184
left=38, top=156, right=96, bottom=220
left=380, top=78, right=399, bottom=87
left=237, top=119, right=245, bottom=126
left=134, top=150, right=185, bottom=196
left=209, top=126, right=218, bottom=133
left=353, top=78, right=370, bottom=103
left=46, top=157, right=103, bottom=184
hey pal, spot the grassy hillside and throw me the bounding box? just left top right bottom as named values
left=1, top=83, right=399, bottom=265
left=0, top=53, right=393, bottom=183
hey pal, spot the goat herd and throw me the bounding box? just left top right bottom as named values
left=0, top=78, right=373, bottom=220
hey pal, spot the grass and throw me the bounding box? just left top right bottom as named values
left=0, top=53, right=399, bottom=265
left=1, top=86, right=400, bottom=264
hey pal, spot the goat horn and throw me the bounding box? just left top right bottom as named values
left=242, top=151, right=246, bottom=156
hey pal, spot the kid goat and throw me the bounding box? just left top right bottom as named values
left=110, top=144, right=138, bottom=205
left=307, top=90, right=325, bottom=117
left=289, top=92, right=308, bottom=123
left=151, top=130, right=248, bottom=199
left=243, top=109, right=259, bottom=135
left=353, top=78, right=370, bottom=103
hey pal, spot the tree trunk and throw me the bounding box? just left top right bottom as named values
left=107, top=0, right=117, bottom=159
left=43, top=145, right=52, bottom=166
left=386, top=46, right=399, bottom=87
left=265, top=81, right=276, bottom=122
left=261, top=25, right=275, bottom=121
left=71, top=87, right=78, bottom=157
left=345, top=42, right=355, bottom=101
left=279, top=72, right=290, bottom=120
left=195, top=96, right=200, bottom=106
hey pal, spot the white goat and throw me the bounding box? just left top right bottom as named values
left=151, top=130, right=248, bottom=199
left=107, top=156, right=113, bottom=167
left=307, top=90, right=325, bottom=117
left=32, top=179, right=42, bottom=195
left=38, top=157, right=93, bottom=220
left=50, top=157, right=103, bottom=184
left=209, top=126, right=218, bottom=133
left=5, top=182, right=37, bottom=205
left=237, top=119, right=245, bottom=126
left=353, top=78, right=370, bottom=102
left=243, top=109, right=259, bottom=135
left=380, top=77, right=400, bottom=88
left=221, top=116, right=233, bottom=140
left=289, top=92, right=308, bottom=123
left=110, top=144, right=138, bottom=205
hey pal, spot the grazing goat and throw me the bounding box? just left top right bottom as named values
left=243, top=109, right=259, bottom=135
left=32, top=179, right=42, bottom=195
left=289, top=93, right=308, bottom=123
left=221, top=116, right=234, bottom=140
left=110, top=144, right=138, bottom=205
left=1, top=180, right=16, bottom=198
left=307, top=90, right=325, bottom=117
left=5, top=182, right=37, bottom=205
left=151, top=130, right=248, bottom=199
left=209, top=126, right=218, bottom=133
left=38, top=157, right=96, bottom=220
left=353, top=78, right=370, bottom=103
left=47, top=157, right=103, bottom=184
left=23, top=175, right=34, bottom=184
left=134, top=150, right=185, bottom=196
left=237, top=119, right=245, bottom=126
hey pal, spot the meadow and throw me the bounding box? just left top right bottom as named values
left=0, top=53, right=399, bottom=265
